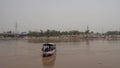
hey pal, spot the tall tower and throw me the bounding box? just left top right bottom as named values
left=15, top=21, right=18, bottom=34
left=87, top=25, right=89, bottom=32
left=86, top=25, right=89, bottom=34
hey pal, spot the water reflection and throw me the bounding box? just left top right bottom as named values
left=85, top=39, right=90, bottom=46
left=42, top=52, right=56, bottom=68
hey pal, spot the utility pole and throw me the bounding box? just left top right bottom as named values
left=15, top=21, right=18, bottom=38
left=15, top=21, right=18, bottom=34
left=86, top=25, right=89, bottom=34
left=85, top=25, right=89, bottom=38
left=87, top=25, right=89, bottom=32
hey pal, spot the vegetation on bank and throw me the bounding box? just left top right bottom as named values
left=28, top=29, right=92, bottom=37
left=0, top=29, right=120, bottom=37
left=105, top=31, right=120, bottom=35
left=28, top=30, right=120, bottom=37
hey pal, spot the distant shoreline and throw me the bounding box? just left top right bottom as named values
left=1, top=35, right=120, bottom=43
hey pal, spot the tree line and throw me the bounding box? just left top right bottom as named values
left=1, top=30, right=120, bottom=37
left=28, top=30, right=120, bottom=37
left=28, top=29, right=91, bottom=37
left=105, top=31, right=120, bottom=35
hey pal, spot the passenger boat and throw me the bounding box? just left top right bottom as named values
left=42, top=43, right=56, bottom=57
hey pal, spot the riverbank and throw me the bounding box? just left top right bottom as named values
left=0, top=35, right=120, bottom=42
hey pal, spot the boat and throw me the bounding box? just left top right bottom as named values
left=42, top=43, right=56, bottom=57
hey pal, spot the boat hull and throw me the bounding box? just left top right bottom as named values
left=42, top=49, right=56, bottom=57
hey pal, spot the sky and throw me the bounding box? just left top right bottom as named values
left=0, top=0, right=120, bottom=33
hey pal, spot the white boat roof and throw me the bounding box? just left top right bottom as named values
left=43, top=43, right=56, bottom=46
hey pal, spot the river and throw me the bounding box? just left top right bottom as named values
left=0, top=40, right=120, bottom=68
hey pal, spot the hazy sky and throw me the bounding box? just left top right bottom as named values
left=0, top=0, right=120, bottom=33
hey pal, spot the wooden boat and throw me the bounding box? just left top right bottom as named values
left=42, top=43, right=56, bottom=57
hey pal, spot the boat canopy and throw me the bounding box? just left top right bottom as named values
left=43, top=43, right=56, bottom=46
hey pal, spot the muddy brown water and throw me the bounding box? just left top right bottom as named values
left=0, top=40, right=120, bottom=68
